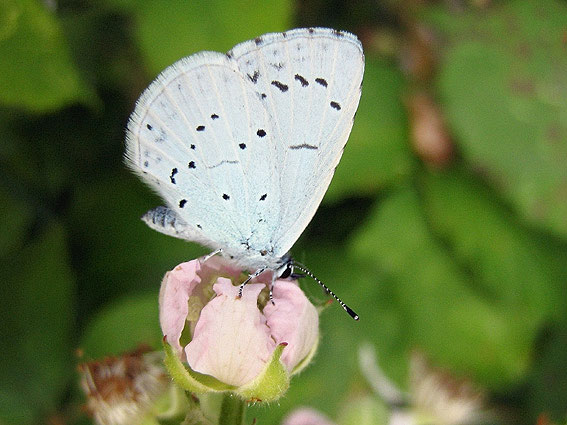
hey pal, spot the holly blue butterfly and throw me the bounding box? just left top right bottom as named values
left=125, top=28, right=364, bottom=319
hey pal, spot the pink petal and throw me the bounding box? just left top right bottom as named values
left=282, top=408, right=336, bottom=425
left=185, top=279, right=276, bottom=386
left=158, top=260, right=202, bottom=358
left=264, top=281, right=319, bottom=372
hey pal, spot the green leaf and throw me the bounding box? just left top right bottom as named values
left=69, top=174, right=207, bottom=317
left=0, top=0, right=95, bottom=112
left=527, top=324, right=567, bottom=423
left=79, top=292, right=163, bottom=359
left=349, top=186, right=537, bottom=389
left=327, top=57, right=413, bottom=200
left=427, top=0, right=567, bottom=238
left=421, top=169, right=565, bottom=325
left=0, top=222, right=74, bottom=424
left=0, top=182, right=34, bottom=258
left=133, top=0, right=293, bottom=76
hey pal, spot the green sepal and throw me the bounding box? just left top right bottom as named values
left=153, top=385, right=190, bottom=421
left=163, top=338, right=237, bottom=393
left=236, top=343, right=290, bottom=402
left=291, top=336, right=319, bottom=376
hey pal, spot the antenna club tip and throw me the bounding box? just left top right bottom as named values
left=345, top=306, right=359, bottom=321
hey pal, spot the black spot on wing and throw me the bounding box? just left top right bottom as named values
left=211, top=114, right=219, bottom=120
left=170, top=168, right=178, bottom=184
left=143, top=161, right=149, bottom=167
left=188, top=161, right=196, bottom=169
left=271, top=80, right=288, bottom=92
left=259, top=193, right=267, bottom=201
left=239, top=143, right=246, bottom=150
left=289, top=144, right=318, bottom=150
left=197, top=224, right=202, bottom=229
left=257, top=129, right=266, bottom=138
left=260, top=93, right=267, bottom=99
left=179, top=199, right=187, bottom=208
left=315, top=78, right=328, bottom=87
left=196, top=125, right=205, bottom=132
left=146, top=124, right=153, bottom=130
left=190, top=144, right=196, bottom=150
left=254, top=37, right=263, bottom=46
left=294, top=74, right=309, bottom=87
left=330, top=101, right=341, bottom=110
left=248, top=70, right=260, bottom=84
left=223, top=193, right=230, bottom=200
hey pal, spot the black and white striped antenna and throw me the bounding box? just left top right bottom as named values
left=293, top=262, right=359, bottom=321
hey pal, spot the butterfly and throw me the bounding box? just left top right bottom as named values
left=125, top=28, right=364, bottom=319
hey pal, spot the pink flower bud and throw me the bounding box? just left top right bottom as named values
left=159, top=254, right=319, bottom=400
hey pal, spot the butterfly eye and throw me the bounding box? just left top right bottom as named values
left=278, top=263, right=293, bottom=279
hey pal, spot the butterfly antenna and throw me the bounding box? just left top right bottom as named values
left=293, top=262, right=359, bottom=321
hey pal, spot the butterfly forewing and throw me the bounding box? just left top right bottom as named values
left=230, top=28, right=364, bottom=256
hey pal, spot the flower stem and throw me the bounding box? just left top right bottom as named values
left=218, top=393, right=246, bottom=425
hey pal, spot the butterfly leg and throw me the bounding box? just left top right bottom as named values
left=238, top=267, right=266, bottom=298
left=269, top=272, right=277, bottom=305
left=200, top=248, right=223, bottom=264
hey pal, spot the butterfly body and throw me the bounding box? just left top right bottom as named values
left=126, top=28, right=364, bottom=273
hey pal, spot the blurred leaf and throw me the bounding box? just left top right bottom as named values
left=0, top=0, right=95, bottom=112
left=132, top=0, right=293, bottom=76
left=421, top=169, right=566, bottom=324
left=79, top=292, right=161, bottom=359
left=0, top=222, right=74, bottom=424
left=527, top=324, right=567, bottom=423
left=426, top=0, right=567, bottom=238
left=327, top=57, right=413, bottom=201
left=349, top=186, right=537, bottom=390
left=69, top=174, right=206, bottom=320
left=0, top=174, right=34, bottom=258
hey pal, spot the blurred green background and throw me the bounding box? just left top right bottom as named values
left=1, top=0, right=566, bottom=424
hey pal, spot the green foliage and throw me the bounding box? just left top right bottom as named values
left=132, top=0, right=293, bottom=76
left=0, top=0, right=95, bottom=112
left=427, top=0, right=567, bottom=238
left=79, top=293, right=162, bottom=359
left=0, top=222, right=73, bottom=424
left=1, top=0, right=566, bottom=424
